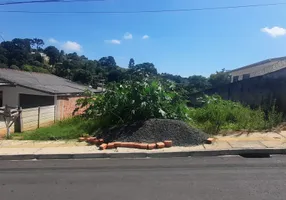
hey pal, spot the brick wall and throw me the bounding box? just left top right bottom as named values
left=56, top=96, right=85, bottom=120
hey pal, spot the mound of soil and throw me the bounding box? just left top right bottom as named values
left=100, top=119, right=208, bottom=146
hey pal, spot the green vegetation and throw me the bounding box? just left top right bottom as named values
left=12, top=117, right=95, bottom=140
left=13, top=94, right=283, bottom=140
left=77, top=77, right=189, bottom=128
left=189, top=95, right=283, bottom=134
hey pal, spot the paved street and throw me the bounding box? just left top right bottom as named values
left=0, top=156, right=286, bottom=200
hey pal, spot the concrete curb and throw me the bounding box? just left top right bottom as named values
left=0, top=148, right=286, bottom=160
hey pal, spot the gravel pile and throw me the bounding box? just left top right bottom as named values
left=102, top=119, right=208, bottom=146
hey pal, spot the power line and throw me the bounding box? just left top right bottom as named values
left=0, top=2, right=285, bottom=14
left=0, top=34, right=5, bottom=42
left=0, top=0, right=104, bottom=6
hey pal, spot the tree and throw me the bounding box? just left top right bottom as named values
left=187, top=75, right=211, bottom=93
left=72, top=69, right=92, bottom=85
left=133, top=62, right=157, bottom=75
left=44, top=46, right=60, bottom=65
left=31, top=38, right=44, bottom=50
left=59, top=50, right=65, bottom=63
left=107, top=69, right=123, bottom=82
left=209, top=69, right=231, bottom=88
left=0, top=46, right=8, bottom=64
left=128, top=58, right=135, bottom=68
left=1, top=39, right=31, bottom=66
left=99, top=56, right=116, bottom=67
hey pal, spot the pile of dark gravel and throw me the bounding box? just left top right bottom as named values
left=101, top=119, right=208, bottom=146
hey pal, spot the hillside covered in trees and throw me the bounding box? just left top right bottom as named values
left=0, top=38, right=230, bottom=97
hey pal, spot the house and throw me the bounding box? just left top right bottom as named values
left=0, top=69, right=103, bottom=136
left=229, top=56, right=286, bottom=82
left=31, top=52, right=50, bottom=63
left=190, top=56, right=286, bottom=113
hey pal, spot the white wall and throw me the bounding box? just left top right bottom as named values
left=0, top=85, right=53, bottom=107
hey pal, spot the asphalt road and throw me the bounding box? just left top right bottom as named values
left=0, top=156, right=286, bottom=200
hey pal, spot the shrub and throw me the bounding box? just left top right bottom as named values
left=265, top=101, right=283, bottom=129
left=0, top=63, right=8, bottom=68
left=77, top=77, right=189, bottom=127
left=10, top=65, right=19, bottom=70
left=22, top=64, right=33, bottom=72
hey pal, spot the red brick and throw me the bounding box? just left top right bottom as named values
left=121, top=142, right=136, bottom=148
left=205, top=138, right=215, bottom=144
left=78, top=137, right=86, bottom=142
left=137, top=143, right=148, bottom=149
left=89, top=139, right=99, bottom=145
left=98, top=139, right=104, bottom=145
left=57, top=96, right=88, bottom=120
left=99, top=143, right=107, bottom=150
left=114, top=142, right=122, bottom=148
left=163, top=140, right=173, bottom=148
left=107, top=143, right=115, bottom=149
left=156, top=142, right=165, bottom=149
left=147, top=143, right=156, bottom=150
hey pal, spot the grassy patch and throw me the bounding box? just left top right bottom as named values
left=189, top=95, right=283, bottom=135
left=12, top=117, right=97, bottom=140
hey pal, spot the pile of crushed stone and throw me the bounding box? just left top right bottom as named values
left=101, top=119, right=208, bottom=146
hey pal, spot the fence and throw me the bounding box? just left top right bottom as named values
left=0, top=116, right=14, bottom=137
left=20, top=105, right=55, bottom=132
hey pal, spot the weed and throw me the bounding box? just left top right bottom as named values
left=189, top=95, right=282, bottom=135
left=12, top=117, right=96, bottom=140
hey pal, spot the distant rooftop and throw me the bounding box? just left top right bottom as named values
left=230, top=56, right=286, bottom=73
left=0, top=68, right=103, bottom=95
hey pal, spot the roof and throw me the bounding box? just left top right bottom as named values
left=0, top=68, right=103, bottom=95
left=229, top=56, right=286, bottom=73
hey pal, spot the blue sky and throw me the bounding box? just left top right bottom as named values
left=0, top=0, right=286, bottom=77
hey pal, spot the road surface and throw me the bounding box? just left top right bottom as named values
left=0, top=156, right=286, bottom=200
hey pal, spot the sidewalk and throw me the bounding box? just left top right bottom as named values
left=0, top=131, right=286, bottom=160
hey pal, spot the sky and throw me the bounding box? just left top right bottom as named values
left=0, top=0, right=286, bottom=77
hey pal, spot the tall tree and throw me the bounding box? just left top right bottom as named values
left=133, top=62, right=157, bottom=75
left=44, top=46, right=60, bottom=65
left=1, top=39, right=31, bottom=66
left=209, top=68, right=231, bottom=88
left=32, top=38, right=44, bottom=50
left=187, top=75, right=211, bottom=93
left=72, top=69, right=93, bottom=85
left=99, top=56, right=116, bottom=67
left=128, top=58, right=135, bottom=68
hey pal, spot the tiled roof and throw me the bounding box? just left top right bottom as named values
left=230, top=56, right=286, bottom=73
left=0, top=68, right=102, bottom=95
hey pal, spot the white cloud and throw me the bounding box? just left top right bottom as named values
left=261, top=26, right=286, bottom=38
left=62, top=41, right=82, bottom=52
left=105, top=39, right=121, bottom=45
left=123, top=32, right=133, bottom=40
left=142, top=35, right=149, bottom=39
left=48, top=38, right=58, bottom=44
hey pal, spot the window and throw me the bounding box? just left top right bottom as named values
left=233, top=76, right=239, bottom=82
left=243, top=74, right=250, bottom=80
left=19, top=94, right=54, bottom=109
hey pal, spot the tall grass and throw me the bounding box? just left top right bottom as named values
left=189, top=95, right=283, bottom=135
left=12, top=117, right=97, bottom=140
